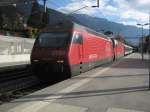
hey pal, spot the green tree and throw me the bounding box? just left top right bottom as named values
left=13, top=17, right=23, bottom=30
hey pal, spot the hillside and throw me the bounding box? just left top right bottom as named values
left=69, top=14, right=149, bottom=38
left=0, top=2, right=148, bottom=44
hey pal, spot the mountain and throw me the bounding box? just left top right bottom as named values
left=42, top=9, right=148, bottom=45
left=0, top=2, right=148, bottom=45
left=37, top=8, right=148, bottom=45
left=69, top=14, right=149, bottom=39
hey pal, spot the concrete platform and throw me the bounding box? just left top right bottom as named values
left=0, top=35, right=34, bottom=69
left=0, top=54, right=30, bottom=71
left=0, top=53, right=149, bottom=112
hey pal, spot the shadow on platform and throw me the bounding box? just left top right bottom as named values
left=112, top=58, right=148, bottom=69
left=11, top=86, right=149, bottom=103
left=70, top=74, right=148, bottom=80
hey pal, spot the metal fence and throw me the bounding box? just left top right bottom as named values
left=0, top=35, right=35, bottom=55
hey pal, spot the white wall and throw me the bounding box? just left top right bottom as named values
left=0, top=35, right=35, bottom=66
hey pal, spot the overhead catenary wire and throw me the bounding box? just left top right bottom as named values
left=148, top=10, right=150, bottom=90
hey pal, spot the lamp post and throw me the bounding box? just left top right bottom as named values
left=92, top=0, right=99, bottom=7
left=137, top=23, right=149, bottom=60
left=43, top=0, right=47, bottom=13
left=148, top=12, right=150, bottom=89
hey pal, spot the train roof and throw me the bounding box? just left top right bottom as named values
left=73, top=23, right=110, bottom=39
left=42, top=20, right=110, bottom=40
left=42, top=19, right=74, bottom=32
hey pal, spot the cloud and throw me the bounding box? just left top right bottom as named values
left=105, top=5, right=117, bottom=13
left=58, top=2, right=94, bottom=14
left=122, top=21, right=137, bottom=26
left=129, top=0, right=150, bottom=10
left=58, top=0, right=108, bottom=14
left=121, top=9, right=148, bottom=22
left=58, top=0, right=99, bottom=14
left=113, top=0, right=149, bottom=26
left=57, top=0, right=150, bottom=27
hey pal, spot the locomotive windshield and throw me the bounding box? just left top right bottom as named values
left=37, top=32, right=70, bottom=48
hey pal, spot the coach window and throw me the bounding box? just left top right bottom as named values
left=73, top=33, right=83, bottom=44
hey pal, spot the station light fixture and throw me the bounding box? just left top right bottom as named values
left=137, top=23, right=149, bottom=61
left=92, top=0, right=99, bottom=8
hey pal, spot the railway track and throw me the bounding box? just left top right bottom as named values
left=0, top=65, right=69, bottom=104
left=0, top=65, right=39, bottom=94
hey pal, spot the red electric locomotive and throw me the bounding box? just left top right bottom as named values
left=31, top=20, right=124, bottom=78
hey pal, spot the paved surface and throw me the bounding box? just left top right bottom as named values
left=0, top=53, right=149, bottom=112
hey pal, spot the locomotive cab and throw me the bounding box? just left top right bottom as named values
left=31, top=22, right=85, bottom=79
left=31, top=31, right=73, bottom=79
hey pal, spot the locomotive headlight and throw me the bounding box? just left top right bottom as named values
left=57, top=60, right=64, bottom=63
left=33, top=60, right=39, bottom=62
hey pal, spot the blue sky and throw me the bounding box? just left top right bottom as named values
left=39, top=0, right=150, bottom=28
